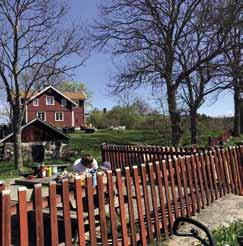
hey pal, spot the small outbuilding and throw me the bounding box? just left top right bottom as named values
left=0, top=118, right=70, bottom=162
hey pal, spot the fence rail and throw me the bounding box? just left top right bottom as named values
left=0, top=145, right=243, bottom=245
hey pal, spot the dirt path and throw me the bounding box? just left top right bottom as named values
left=166, top=194, right=243, bottom=246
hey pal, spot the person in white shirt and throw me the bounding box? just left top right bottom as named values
left=73, top=154, right=98, bottom=173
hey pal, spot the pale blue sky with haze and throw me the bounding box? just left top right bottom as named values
left=70, top=1, right=234, bottom=116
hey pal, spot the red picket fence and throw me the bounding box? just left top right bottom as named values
left=208, top=129, right=233, bottom=147
left=101, top=143, right=211, bottom=171
left=0, top=146, right=243, bottom=245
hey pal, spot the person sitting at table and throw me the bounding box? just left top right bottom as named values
left=73, top=154, right=98, bottom=173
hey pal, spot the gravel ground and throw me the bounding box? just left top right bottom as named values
left=166, top=194, right=243, bottom=246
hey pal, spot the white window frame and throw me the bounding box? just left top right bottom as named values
left=55, top=112, right=64, bottom=121
left=61, top=98, right=67, bottom=107
left=36, top=112, right=46, bottom=121
left=46, top=96, right=55, bottom=105
left=33, top=98, right=39, bottom=106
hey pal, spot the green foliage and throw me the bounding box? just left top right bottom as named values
left=88, top=106, right=169, bottom=130
left=56, top=81, right=87, bottom=93
left=198, top=116, right=233, bottom=134
left=88, top=109, right=109, bottom=129
left=212, top=221, right=243, bottom=246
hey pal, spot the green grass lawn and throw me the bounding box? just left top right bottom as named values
left=68, top=129, right=166, bottom=162
left=0, top=161, right=20, bottom=180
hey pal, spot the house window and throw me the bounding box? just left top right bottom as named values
left=33, top=98, right=39, bottom=106
left=46, top=96, right=54, bottom=105
left=55, top=112, right=64, bottom=121
left=79, top=100, right=83, bottom=107
left=61, top=99, right=66, bottom=107
left=36, top=112, right=46, bottom=121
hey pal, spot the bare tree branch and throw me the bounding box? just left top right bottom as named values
left=0, top=0, right=89, bottom=168
left=92, top=0, right=243, bottom=145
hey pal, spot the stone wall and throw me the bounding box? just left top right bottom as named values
left=4, top=141, right=67, bottom=162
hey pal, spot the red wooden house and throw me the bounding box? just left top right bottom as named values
left=25, top=85, right=86, bottom=128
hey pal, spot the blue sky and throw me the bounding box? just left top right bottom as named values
left=70, top=1, right=234, bottom=116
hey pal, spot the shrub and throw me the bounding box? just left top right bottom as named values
left=212, top=221, right=243, bottom=246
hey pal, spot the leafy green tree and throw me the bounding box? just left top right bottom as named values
left=88, top=102, right=162, bottom=130
left=57, top=81, right=93, bottom=109
left=57, top=81, right=88, bottom=93
left=88, top=109, right=109, bottom=129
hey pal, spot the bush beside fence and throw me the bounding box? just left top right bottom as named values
left=0, top=146, right=243, bottom=245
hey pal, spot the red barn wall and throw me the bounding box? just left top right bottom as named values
left=21, top=124, right=69, bottom=142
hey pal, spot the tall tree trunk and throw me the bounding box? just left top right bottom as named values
left=190, top=109, right=198, bottom=145
left=167, top=88, right=182, bottom=146
left=233, top=83, right=241, bottom=136
left=12, top=110, right=23, bottom=170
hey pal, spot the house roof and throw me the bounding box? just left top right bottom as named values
left=17, top=86, right=86, bottom=109
left=62, top=91, right=86, bottom=101
left=28, top=85, right=80, bottom=106
left=20, top=88, right=86, bottom=101
left=0, top=118, right=70, bottom=143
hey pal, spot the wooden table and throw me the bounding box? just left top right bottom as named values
left=15, top=175, right=58, bottom=188
left=14, top=174, right=104, bottom=198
